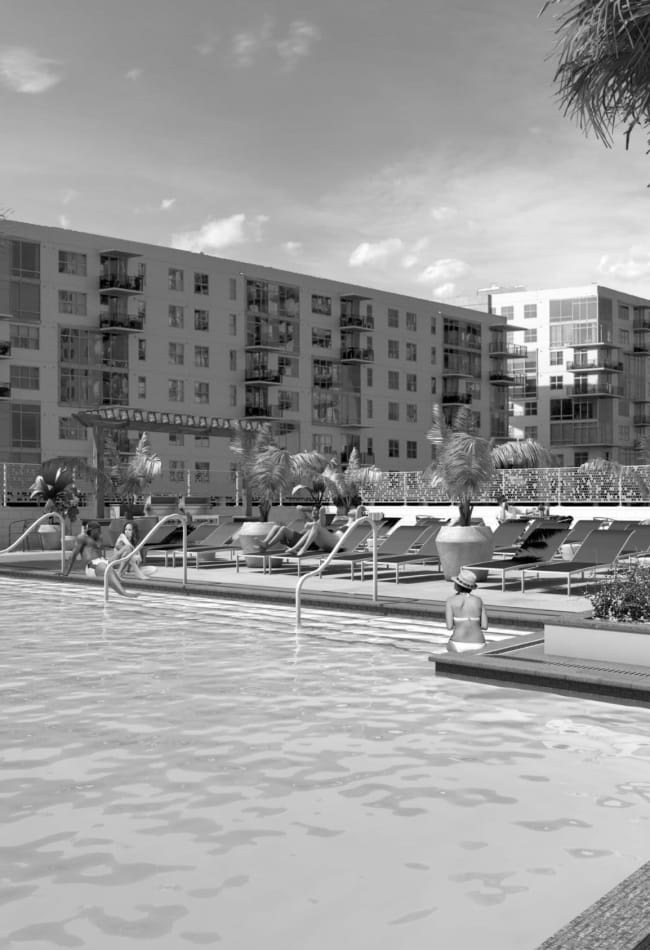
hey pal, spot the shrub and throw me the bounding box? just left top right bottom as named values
left=588, top=564, right=650, bottom=622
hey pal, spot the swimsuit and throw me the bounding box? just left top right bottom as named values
left=447, top=640, right=485, bottom=654
left=85, top=557, right=108, bottom=577
left=452, top=616, right=480, bottom=622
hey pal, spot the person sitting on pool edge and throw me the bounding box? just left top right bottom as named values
left=284, top=505, right=368, bottom=557
left=112, top=520, right=157, bottom=580
left=444, top=568, right=488, bottom=653
left=61, top=521, right=138, bottom=597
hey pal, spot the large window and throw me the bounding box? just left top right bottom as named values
left=406, top=312, right=417, bottom=331
left=12, top=403, right=40, bottom=453
left=194, top=272, right=209, bottom=295
left=312, top=294, right=331, bottom=315
left=58, top=290, right=87, bottom=316
left=169, top=342, right=185, bottom=365
left=388, top=308, right=399, bottom=328
left=195, top=345, right=209, bottom=368
left=11, top=240, right=40, bottom=279
left=549, top=297, right=597, bottom=321
left=550, top=375, right=563, bottom=390
left=406, top=404, right=417, bottom=422
left=406, top=441, right=417, bottom=459
left=523, top=304, right=537, bottom=320
left=406, top=373, right=417, bottom=392
left=524, top=328, right=537, bottom=343
left=168, top=267, right=184, bottom=291
left=388, top=370, right=399, bottom=390
left=550, top=350, right=563, bottom=365
left=169, top=305, right=184, bottom=328
left=10, top=324, right=39, bottom=349
left=10, top=281, right=40, bottom=321
left=388, top=340, right=399, bottom=359
left=194, top=381, right=209, bottom=404
left=406, top=342, right=417, bottom=361
left=168, top=379, right=184, bottom=402
left=194, top=309, right=209, bottom=331
left=10, top=365, right=39, bottom=390
left=388, top=439, right=399, bottom=458
left=312, top=328, right=331, bottom=348
left=388, top=402, right=399, bottom=421
left=58, top=251, right=86, bottom=276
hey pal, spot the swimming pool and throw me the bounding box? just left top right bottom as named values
left=2, top=576, right=650, bottom=950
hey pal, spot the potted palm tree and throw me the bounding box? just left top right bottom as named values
left=318, top=448, right=383, bottom=514
left=426, top=404, right=554, bottom=579
left=28, top=461, right=81, bottom=549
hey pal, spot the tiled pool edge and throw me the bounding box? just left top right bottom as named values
left=535, top=859, right=650, bottom=949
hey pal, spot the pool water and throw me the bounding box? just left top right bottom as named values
left=2, top=576, right=650, bottom=950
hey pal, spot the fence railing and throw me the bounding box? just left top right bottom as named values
left=2, top=462, right=650, bottom=509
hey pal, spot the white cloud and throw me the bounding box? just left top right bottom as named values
left=60, top=188, right=78, bottom=205
left=171, top=213, right=269, bottom=252
left=417, top=258, right=468, bottom=283
left=59, top=214, right=70, bottom=229
left=282, top=240, right=302, bottom=255
left=125, top=67, right=143, bottom=81
left=0, top=47, right=62, bottom=93
left=599, top=247, right=650, bottom=280
left=276, top=21, right=321, bottom=70
left=432, top=282, right=456, bottom=298
left=349, top=238, right=404, bottom=267
left=231, top=18, right=274, bottom=67
left=196, top=34, right=219, bottom=56
left=160, top=198, right=176, bottom=211
left=430, top=205, right=456, bottom=223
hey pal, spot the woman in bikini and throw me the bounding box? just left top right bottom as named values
left=112, top=521, right=157, bottom=579
left=444, top=568, right=488, bottom=653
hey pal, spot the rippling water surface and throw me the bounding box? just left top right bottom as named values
left=2, top=577, right=650, bottom=950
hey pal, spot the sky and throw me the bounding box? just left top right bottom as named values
left=3, top=0, right=650, bottom=304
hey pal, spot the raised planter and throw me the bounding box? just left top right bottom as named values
left=545, top=617, right=650, bottom=667
left=434, top=523, right=494, bottom=581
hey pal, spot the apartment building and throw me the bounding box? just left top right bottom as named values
left=492, top=284, right=650, bottom=466
left=0, top=220, right=515, bottom=493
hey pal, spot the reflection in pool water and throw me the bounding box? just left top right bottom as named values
left=1, top=577, right=650, bottom=949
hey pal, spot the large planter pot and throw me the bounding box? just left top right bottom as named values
left=236, top=521, right=282, bottom=568
left=37, top=524, right=62, bottom=550
left=434, top=523, right=494, bottom=581
left=148, top=496, right=179, bottom=518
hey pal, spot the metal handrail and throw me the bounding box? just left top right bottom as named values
left=295, top=515, right=379, bottom=629
left=104, top=513, right=188, bottom=604
left=0, top=511, right=67, bottom=571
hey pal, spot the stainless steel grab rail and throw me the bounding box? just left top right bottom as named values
left=104, top=514, right=188, bottom=603
left=0, top=511, right=67, bottom=572
left=295, top=515, right=379, bottom=629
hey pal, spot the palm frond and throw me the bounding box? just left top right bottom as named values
left=491, top=439, right=555, bottom=469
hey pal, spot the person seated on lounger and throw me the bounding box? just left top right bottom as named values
left=253, top=506, right=314, bottom=553
left=445, top=569, right=488, bottom=653
left=62, top=521, right=138, bottom=597
left=112, top=520, right=157, bottom=580
left=284, top=505, right=368, bottom=557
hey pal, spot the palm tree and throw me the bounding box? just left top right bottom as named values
left=541, top=0, right=650, bottom=151
left=425, top=404, right=555, bottom=526
left=290, top=451, right=331, bottom=508
left=229, top=424, right=278, bottom=517
left=28, top=460, right=80, bottom=525
left=318, top=447, right=383, bottom=512
left=119, top=432, right=162, bottom=509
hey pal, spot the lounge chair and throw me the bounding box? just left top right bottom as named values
left=490, top=518, right=533, bottom=553
left=328, top=524, right=434, bottom=581
left=519, top=528, right=635, bottom=595
left=558, top=519, right=604, bottom=559
left=354, top=523, right=445, bottom=582
left=248, top=521, right=375, bottom=577
left=616, top=525, right=650, bottom=563
left=168, top=522, right=241, bottom=568
left=145, top=521, right=233, bottom=567
left=463, top=524, right=571, bottom=591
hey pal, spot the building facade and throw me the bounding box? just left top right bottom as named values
left=0, top=220, right=516, bottom=496
left=492, top=284, right=650, bottom=466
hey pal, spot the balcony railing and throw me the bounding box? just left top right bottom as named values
left=99, top=274, right=144, bottom=293
left=99, top=313, right=145, bottom=332
left=442, top=392, right=472, bottom=404
left=339, top=315, right=375, bottom=330
left=488, top=343, right=527, bottom=358
left=633, top=413, right=650, bottom=426
left=244, top=371, right=283, bottom=384
left=489, top=372, right=515, bottom=385
left=0, top=384, right=10, bottom=399
left=245, top=406, right=277, bottom=418
left=567, top=383, right=625, bottom=397
left=566, top=359, right=624, bottom=372
left=340, top=347, right=374, bottom=362
left=443, top=363, right=474, bottom=377
left=550, top=421, right=613, bottom=445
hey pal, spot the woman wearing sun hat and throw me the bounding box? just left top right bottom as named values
left=444, top=568, right=488, bottom=653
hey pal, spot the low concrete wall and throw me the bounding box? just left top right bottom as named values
left=545, top=620, right=650, bottom=667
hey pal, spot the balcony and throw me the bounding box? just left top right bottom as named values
left=634, top=413, right=650, bottom=427
left=245, top=406, right=278, bottom=418
left=339, top=315, right=374, bottom=330
left=99, top=274, right=144, bottom=295
left=340, top=347, right=374, bottom=362
left=550, top=421, right=613, bottom=445
left=633, top=332, right=650, bottom=353
left=488, top=343, right=527, bottom=358
left=245, top=335, right=295, bottom=353
left=442, top=392, right=472, bottom=405
left=99, top=312, right=145, bottom=332
left=443, top=363, right=474, bottom=378
left=566, top=359, right=624, bottom=372
left=571, top=331, right=617, bottom=348
left=313, top=376, right=335, bottom=389
left=244, top=371, right=283, bottom=385
left=0, top=384, right=10, bottom=399
left=489, top=371, right=515, bottom=386
left=567, top=382, right=624, bottom=397
left=0, top=341, right=10, bottom=358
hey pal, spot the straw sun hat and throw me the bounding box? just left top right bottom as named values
left=452, top=568, right=478, bottom=591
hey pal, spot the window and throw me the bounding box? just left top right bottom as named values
left=619, top=304, right=630, bottom=320
left=574, top=451, right=588, bottom=466
left=388, top=308, right=399, bottom=328
left=229, top=384, right=237, bottom=406
left=58, top=251, right=86, bottom=276
left=169, top=433, right=184, bottom=446
left=550, top=375, right=563, bottom=390
left=524, top=425, right=538, bottom=440
left=9, top=281, right=40, bottom=321
left=431, top=315, right=436, bottom=334
left=10, top=324, right=39, bottom=349
left=313, top=433, right=335, bottom=454
left=169, top=342, right=185, bottom=365
left=169, top=460, right=185, bottom=482
left=523, top=304, right=537, bottom=320
left=194, top=381, right=209, bottom=404
left=524, top=401, right=537, bottom=416
left=431, top=377, right=437, bottom=394
left=406, top=373, right=417, bottom=392
left=431, top=346, right=437, bottom=364
left=137, top=376, right=146, bottom=399
left=388, top=340, right=399, bottom=359
left=620, top=329, right=630, bottom=345
left=367, top=399, right=373, bottom=419
left=367, top=437, right=374, bottom=458
left=195, top=461, right=210, bottom=482
left=406, top=342, right=417, bottom=361
left=11, top=403, right=40, bottom=453
left=312, top=294, right=331, bottom=315
left=500, top=306, right=514, bottom=319
left=229, top=277, right=237, bottom=300
left=58, top=290, right=87, bottom=315
left=168, top=379, right=184, bottom=401
left=406, top=311, right=417, bottom=331
left=194, top=309, right=209, bottom=331
left=168, top=267, right=184, bottom=291
left=388, top=439, right=400, bottom=458
left=406, top=404, right=417, bottom=423
left=229, top=313, right=237, bottom=336
left=524, top=328, right=537, bottom=343
left=388, top=370, right=399, bottom=390
left=10, top=366, right=39, bottom=390
left=11, top=240, right=40, bottom=279
left=229, top=350, right=237, bottom=371
left=620, top=425, right=630, bottom=440
left=550, top=350, right=563, bottom=365
left=388, top=401, right=399, bottom=421
left=278, top=390, right=299, bottom=412
left=194, top=345, right=209, bottom=368
left=58, top=416, right=86, bottom=440
left=194, top=272, right=209, bottom=295
left=169, top=305, right=184, bottom=328
left=138, top=339, right=146, bottom=361
left=312, top=328, right=332, bottom=348
left=367, top=368, right=373, bottom=387
left=406, top=441, right=417, bottom=459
